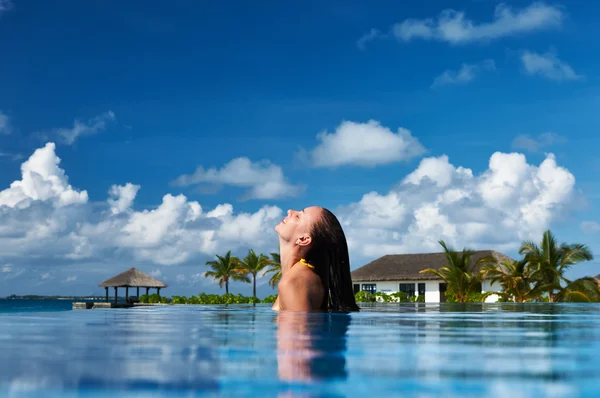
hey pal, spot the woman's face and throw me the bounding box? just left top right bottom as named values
left=275, top=206, right=323, bottom=244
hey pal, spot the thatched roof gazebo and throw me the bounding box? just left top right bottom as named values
left=98, top=267, right=167, bottom=304
left=594, top=274, right=600, bottom=286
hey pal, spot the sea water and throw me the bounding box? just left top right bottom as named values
left=0, top=300, right=599, bottom=397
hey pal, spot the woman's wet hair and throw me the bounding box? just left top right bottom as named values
left=305, top=208, right=360, bottom=313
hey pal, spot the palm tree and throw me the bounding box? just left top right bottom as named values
left=478, top=257, right=543, bottom=302
left=204, top=251, right=250, bottom=294
left=420, top=240, right=482, bottom=303
left=519, top=230, right=593, bottom=302
left=556, top=277, right=600, bottom=302
left=263, top=252, right=281, bottom=289
left=234, top=249, right=271, bottom=298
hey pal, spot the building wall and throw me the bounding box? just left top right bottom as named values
left=355, top=279, right=502, bottom=303
left=355, top=280, right=443, bottom=303
left=481, top=279, right=501, bottom=303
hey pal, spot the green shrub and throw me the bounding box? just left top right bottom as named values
left=355, top=291, right=375, bottom=302
left=410, top=294, right=425, bottom=303
left=171, top=295, right=188, bottom=304
left=389, top=292, right=410, bottom=303
left=160, top=297, right=169, bottom=304
left=139, top=294, right=149, bottom=303
left=261, top=294, right=278, bottom=304
left=148, top=293, right=161, bottom=303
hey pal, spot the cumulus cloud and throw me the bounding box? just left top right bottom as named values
left=337, top=151, right=576, bottom=259
left=580, top=221, right=600, bottom=234
left=65, top=276, right=77, bottom=283
left=54, top=111, right=116, bottom=145
left=431, top=59, right=496, bottom=88
left=0, top=142, right=88, bottom=209
left=171, top=157, right=303, bottom=200
left=0, top=143, right=283, bottom=277
left=107, top=183, right=140, bottom=215
left=511, top=132, right=567, bottom=152
left=521, top=50, right=583, bottom=81
left=306, top=120, right=426, bottom=168
left=391, top=2, right=563, bottom=45
left=0, top=111, right=10, bottom=134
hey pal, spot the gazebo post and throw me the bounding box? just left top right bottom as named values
left=105, top=287, right=108, bottom=303
left=157, top=287, right=161, bottom=299
left=125, top=286, right=129, bottom=303
left=114, top=287, right=118, bottom=304
left=146, top=287, right=149, bottom=296
left=137, top=287, right=139, bottom=297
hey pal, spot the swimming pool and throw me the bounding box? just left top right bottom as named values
left=1, top=302, right=599, bottom=397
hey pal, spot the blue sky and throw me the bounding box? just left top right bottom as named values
left=0, top=0, right=599, bottom=297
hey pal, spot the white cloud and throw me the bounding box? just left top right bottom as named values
left=0, top=0, right=12, bottom=14
left=54, top=111, right=116, bottom=145
left=390, top=2, right=563, bottom=45
left=65, top=276, right=77, bottom=282
left=0, top=142, right=88, bottom=209
left=337, top=151, right=576, bottom=259
left=356, top=28, right=386, bottom=50
left=511, top=132, right=567, bottom=152
left=150, top=269, right=162, bottom=278
left=306, top=120, right=426, bottom=168
left=1, top=264, right=12, bottom=273
left=521, top=50, right=582, bottom=81
left=0, top=143, right=283, bottom=275
left=581, top=221, right=600, bottom=234
left=41, top=273, right=50, bottom=280
left=431, top=59, right=496, bottom=88
left=171, top=157, right=303, bottom=200
left=108, top=183, right=140, bottom=215
left=0, top=111, right=10, bottom=134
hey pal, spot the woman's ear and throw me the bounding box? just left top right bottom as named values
left=296, top=234, right=312, bottom=247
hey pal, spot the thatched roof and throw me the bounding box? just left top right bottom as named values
left=98, top=267, right=167, bottom=288
left=594, top=274, right=600, bottom=283
left=351, top=250, right=512, bottom=282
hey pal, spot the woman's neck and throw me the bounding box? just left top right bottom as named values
left=279, top=241, right=302, bottom=276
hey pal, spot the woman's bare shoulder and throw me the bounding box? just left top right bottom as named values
left=278, top=266, right=324, bottom=311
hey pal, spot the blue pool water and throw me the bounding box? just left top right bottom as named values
left=1, top=300, right=600, bottom=397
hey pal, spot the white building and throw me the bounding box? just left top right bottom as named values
left=350, top=250, right=511, bottom=303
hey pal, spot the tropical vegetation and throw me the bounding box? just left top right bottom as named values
left=204, top=250, right=251, bottom=295
left=139, top=293, right=277, bottom=305
left=420, top=230, right=599, bottom=303
left=203, top=249, right=280, bottom=297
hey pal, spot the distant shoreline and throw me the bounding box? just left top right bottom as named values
left=2, top=295, right=117, bottom=301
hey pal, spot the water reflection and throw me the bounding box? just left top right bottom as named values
left=276, top=311, right=351, bottom=383
left=1, top=303, right=599, bottom=397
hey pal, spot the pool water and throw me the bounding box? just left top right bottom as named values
left=1, top=302, right=599, bottom=397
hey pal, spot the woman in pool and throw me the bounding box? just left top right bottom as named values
left=272, top=206, right=360, bottom=313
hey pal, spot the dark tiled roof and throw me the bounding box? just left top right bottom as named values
left=351, top=250, right=512, bottom=282
left=98, top=267, right=167, bottom=288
